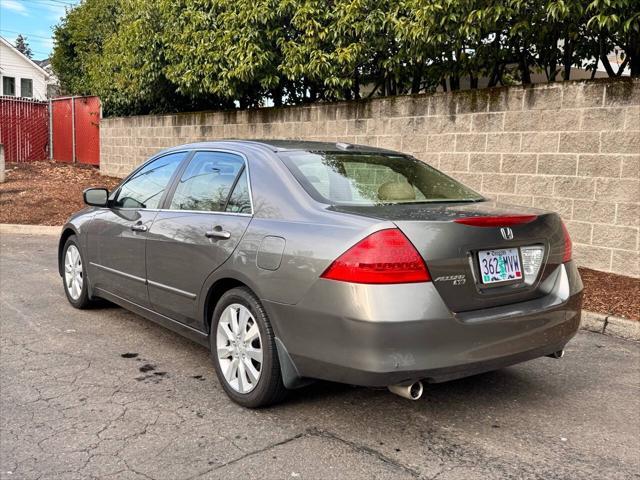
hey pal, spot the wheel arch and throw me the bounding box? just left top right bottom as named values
left=58, top=226, right=79, bottom=276
left=203, top=277, right=249, bottom=335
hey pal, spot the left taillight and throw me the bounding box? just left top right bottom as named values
left=561, top=221, right=572, bottom=262
left=320, top=228, right=431, bottom=284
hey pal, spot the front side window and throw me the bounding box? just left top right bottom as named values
left=20, top=78, right=33, bottom=98
left=169, top=151, right=247, bottom=212
left=280, top=151, right=483, bottom=206
left=2, top=77, right=15, bottom=96
left=113, top=152, right=187, bottom=209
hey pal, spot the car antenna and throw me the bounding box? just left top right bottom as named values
left=336, top=142, right=354, bottom=150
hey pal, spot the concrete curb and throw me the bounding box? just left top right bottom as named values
left=0, top=224, right=62, bottom=236
left=1, top=223, right=638, bottom=341
left=581, top=310, right=640, bottom=342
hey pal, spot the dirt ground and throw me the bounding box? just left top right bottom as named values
left=0, top=161, right=121, bottom=226
left=0, top=161, right=637, bottom=320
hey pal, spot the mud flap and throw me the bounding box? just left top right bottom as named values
left=275, top=337, right=314, bottom=389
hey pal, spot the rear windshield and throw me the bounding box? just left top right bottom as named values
left=279, top=151, right=483, bottom=206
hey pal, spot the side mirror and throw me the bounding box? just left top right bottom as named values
left=83, top=188, right=109, bottom=207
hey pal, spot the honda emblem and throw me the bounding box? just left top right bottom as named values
left=500, top=227, right=514, bottom=240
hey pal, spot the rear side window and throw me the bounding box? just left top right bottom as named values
left=225, top=169, right=251, bottom=214
left=169, top=151, right=248, bottom=213
left=280, top=151, right=482, bottom=205
left=113, top=152, right=187, bottom=209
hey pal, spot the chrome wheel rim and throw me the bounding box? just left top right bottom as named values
left=64, top=245, right=83, bottom=300
left=216, top=303, right=263, bottom=394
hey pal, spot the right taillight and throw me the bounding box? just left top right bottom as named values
left=561, top=221, right=572, bottom=262
left=320, top=228, right=430, bottom=284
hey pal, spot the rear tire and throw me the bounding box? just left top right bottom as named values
left=210, top=287, right=287, bottom=408
left=61, top=236, right=93, bottom=309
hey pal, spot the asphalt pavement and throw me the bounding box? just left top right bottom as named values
left=1, top=233, right=639, bottom=480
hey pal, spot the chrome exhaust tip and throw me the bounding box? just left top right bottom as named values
left=546, top=349, right=565, bottom=359
left=388, top=381, right=424, bottom=400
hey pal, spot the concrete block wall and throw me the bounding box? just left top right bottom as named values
left=101, top=78, right=640, bottom=277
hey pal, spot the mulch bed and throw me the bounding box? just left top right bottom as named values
left=579, top=268, right=639, bottom=321
left=0, top=161, right=121, bottom=226
left=1, top=161, right=638, bottom=320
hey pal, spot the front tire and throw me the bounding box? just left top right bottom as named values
left=62, top=236, right=93, bottom=309
left=210, top=287, right=287, bottom=408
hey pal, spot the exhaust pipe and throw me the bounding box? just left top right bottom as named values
left=546, top=349, right=565, bottom=359
left=388, top=381, right=424, bottom=400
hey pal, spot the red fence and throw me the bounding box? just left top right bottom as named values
left=0, top=95, right=100, bottom=165
left=0, top=96, right=49, bottom=162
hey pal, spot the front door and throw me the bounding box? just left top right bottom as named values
left=146, top=151, right=253, bottom=328
left=87, top=151, right=189, bottom=307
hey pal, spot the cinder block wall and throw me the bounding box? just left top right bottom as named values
left=101, top=78, right=640, bottom=277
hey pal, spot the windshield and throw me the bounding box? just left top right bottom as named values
left=279, top=151, right=483, bottom=206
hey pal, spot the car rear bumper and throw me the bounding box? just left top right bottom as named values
left=264, top=261, right=583, bottom=387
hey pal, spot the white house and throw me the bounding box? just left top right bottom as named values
left=34, top=59, right=61, bottom=98
left=0, top=36, right=50, bottom=100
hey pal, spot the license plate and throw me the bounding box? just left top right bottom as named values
left=478, top=248, right=522, bottom=284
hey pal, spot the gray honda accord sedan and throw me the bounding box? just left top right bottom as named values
left=59, top=140, right=583, bottom=407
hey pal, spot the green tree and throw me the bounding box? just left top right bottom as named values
left=51, top=0, right=121, bottom=95
left=14, top=34, right=33, bottom=58
left=51, top=0, right=640, bottom=116
left=162, top=0, right=288, bottom=108
left=583, top=0, right=640, bottom=76
left=88, top=0, right=194, bottom=115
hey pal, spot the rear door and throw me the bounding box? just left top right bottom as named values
left=88, top=151, right=189, bottom=307
left=145, top=150, right=253, bottom=329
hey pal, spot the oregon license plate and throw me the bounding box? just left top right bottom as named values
left=478, top=248, right=522, bottom=284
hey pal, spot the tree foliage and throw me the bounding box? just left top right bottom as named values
left=14, top=34, right=33, bottom=58
left=51, top=0, right=120, bottom=95
left=52, top=0, right=640, bottom=115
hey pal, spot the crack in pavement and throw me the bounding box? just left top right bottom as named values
left=307, top=428, right=424, bottom=479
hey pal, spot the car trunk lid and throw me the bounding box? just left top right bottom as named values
left=330, top=202, right=567, bottom=312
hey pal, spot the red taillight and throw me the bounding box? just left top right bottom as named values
left=321, top=229, right=430, bottom=284
left=453, top=215, right=538, bottom=227
left=561, top=221, right=572, bottom=262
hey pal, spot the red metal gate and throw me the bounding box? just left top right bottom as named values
left=52, top=96, right=101, bottom=165
left=0, top=96, right=49, bottom=162
left=51, top=98, right=73, bottom=163
left=73, top=96, right=101, bottom=166
left=0, top=95, right=100, bottom=165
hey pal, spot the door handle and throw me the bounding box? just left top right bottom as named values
left=205, top=227, right=231, bottom=240
left=131, top=223, right=148, bottom=232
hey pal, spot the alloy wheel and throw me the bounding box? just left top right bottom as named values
left=216, top=303, right=263, bottom=394
left=64, top=245, right=83, bottom=301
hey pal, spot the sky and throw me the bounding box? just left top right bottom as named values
left=1, top=0, right=80, bottom=60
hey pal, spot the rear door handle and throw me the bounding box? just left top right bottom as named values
left=205, top=227, right=231, bottom=240
left=131, top=223, right=148, bottom=232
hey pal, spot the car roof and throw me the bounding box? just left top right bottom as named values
left=162, top=139, right=400, bottom=155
